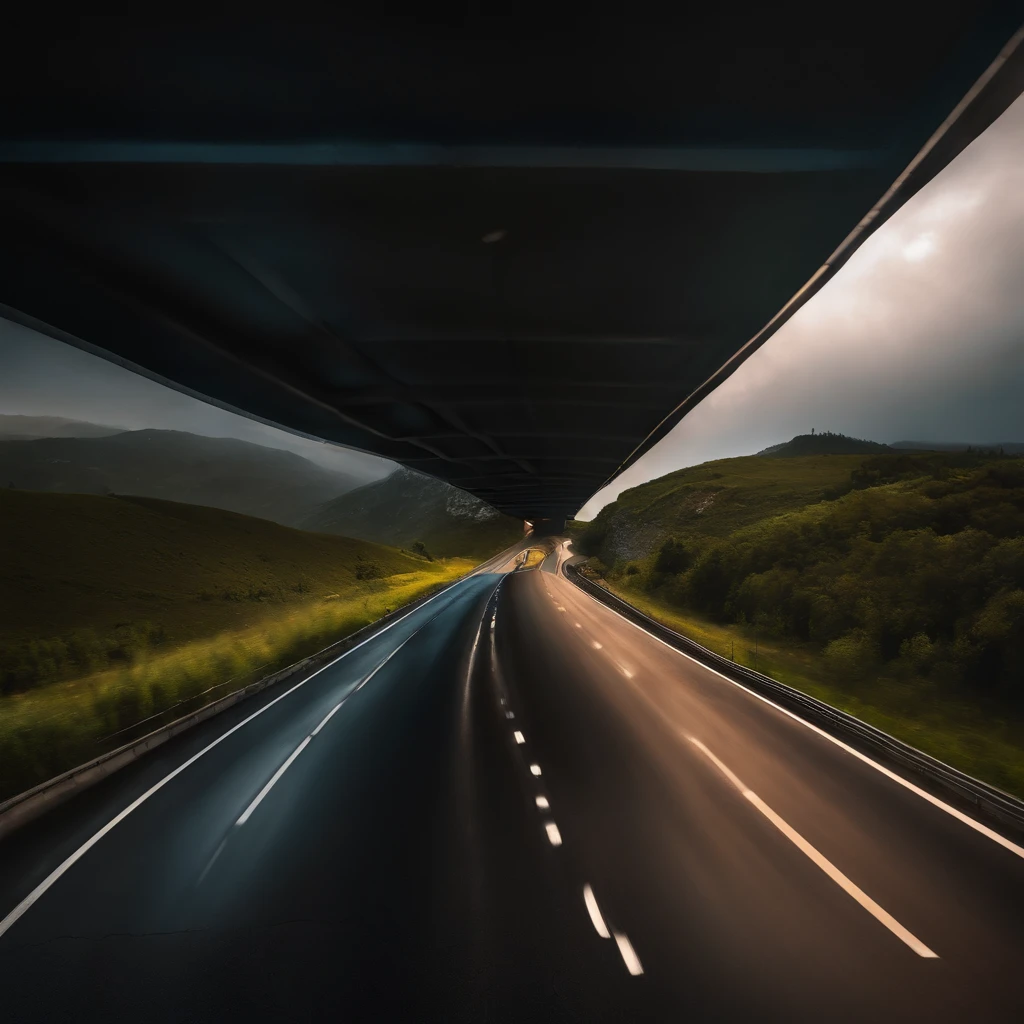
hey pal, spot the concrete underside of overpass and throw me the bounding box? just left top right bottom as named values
left=1, top=10, right=1022, bottom=520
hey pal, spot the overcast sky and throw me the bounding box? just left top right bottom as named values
left=1, top=93, right=1022, bottom=515
left=579, top=93, right=1024, bottom=517
left=0, top=317, right=393, bottom=483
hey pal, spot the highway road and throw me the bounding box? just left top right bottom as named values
left=2, top=541, right=1024, bottom=1022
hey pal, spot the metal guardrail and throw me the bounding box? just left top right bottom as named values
left=564, top=563, right=1024, bottom=840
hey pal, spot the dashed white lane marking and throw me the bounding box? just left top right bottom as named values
left=546, top=822, right=563, bottom=846
left=590, top=583, right=1024, bottom=862
left=614, top=932, right=644, bottom=976
left=514, top=731, right=525, bottom=744
left=574, top=622, right=582, bottom=629
left=557, top=606, right=566, bottom=612
left=591, top=641, right=603, bottom=650
left=530, top=764, right=543, bottom=776
left=583, top=884, right=610, bottom=939
left=236, top=735, right=311, bottom=826
left=505, top=711, right=515, bottom=719
left=615, top=663, right=635, bottom=679
left=686, top=735, right=938, bottom=958
left=535, top=795, right=550, bottom=809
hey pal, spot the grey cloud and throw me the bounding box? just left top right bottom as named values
left=579, top=94, right=1024, bottom=518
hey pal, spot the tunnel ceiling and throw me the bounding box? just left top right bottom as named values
left=1, top=11, right=1022, bottom=519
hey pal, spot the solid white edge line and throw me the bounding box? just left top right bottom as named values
left=583, top=884, right=611, bottom=939
left=686, top=735, right=938, bottom=958
left=613, top=932, right=644, bottom=975
left=584, top=584, right=1024, bottom=861
left=236, top=735, right=311, bottom=826
left=0, top=566, right=497, bottom=940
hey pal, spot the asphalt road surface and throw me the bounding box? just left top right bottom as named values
left=2, top=542, right=1024, bottom=1022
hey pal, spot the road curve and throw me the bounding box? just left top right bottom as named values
left=2, top=544, right=1024, bottom=1022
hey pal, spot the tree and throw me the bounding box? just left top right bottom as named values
left=411, top=540, right=434, bottom=561
left=654, top=538, right=691, bottom=575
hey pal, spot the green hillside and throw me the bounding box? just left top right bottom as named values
left=577, top=453, right=867, bottom=564
left=0, top=488, right=445, bottom=692
left=575, top=450, right=1024, bottom=793
left=0, top=489, right=477, bottom=797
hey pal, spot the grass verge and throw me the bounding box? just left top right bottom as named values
left=600, top=578, right=1024, bottom=799
left=522, top=547, right=548, bottom=569
left=0, top=562, right=471, bottom=801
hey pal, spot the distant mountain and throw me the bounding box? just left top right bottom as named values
left=0, top=429, right=361, bottom=526
left=758, top=432, right=893, bottom=457
left=300, top=466, right=523, bottom=559
left=0, top=414, right=125, bottom=440
left=891, top=440, right=1024, bottom=454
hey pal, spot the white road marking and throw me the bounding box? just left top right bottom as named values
left=614, top=932, right=644, bottom=975
left=196, top=837, right=229, bottom=886
left=535, top=795, right=550, bottom=809
left=0, top=569, right=494, bottom=940
left=546, top=822, right=563, bottom=846
left=506, top=711, right=515, bottom=719
left=574, top=622, right=582, bottom=629
left=557, top=606, right=566, bottom=612
left=616, top=663, right=635, bottom=679
left=686, top=735, right=938, bottom=958
left=589, top=589, right=1024, bottom=862
left=591, top=641, right=603, bottom=650
left=236, top=736, right=312, bottom=826
left=583, top=884, right=610, bottom=939
left=514, top=731, right=525, bottom=744
left=311, top=701, right=345, bottom=736
left=530, top=764, right=543, bottom=776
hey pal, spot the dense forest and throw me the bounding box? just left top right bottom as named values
left=575, top=451, right=1024, bottom=700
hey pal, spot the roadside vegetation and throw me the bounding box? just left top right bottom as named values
left=0, top=489, right=481, bottom=799
left=0, top=489, right=453, bottom=693
left=575, top=446, right=1024, bottom=796
left=522, top=547, right=548, bottom=569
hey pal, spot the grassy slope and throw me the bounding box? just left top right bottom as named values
left=0, top=489, right=476, bottom=798
left=1, top=489, right=439, bottom=649
left=585, top=454, right=864, bottom=566
left=1, top=567, right=471, bottom=799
